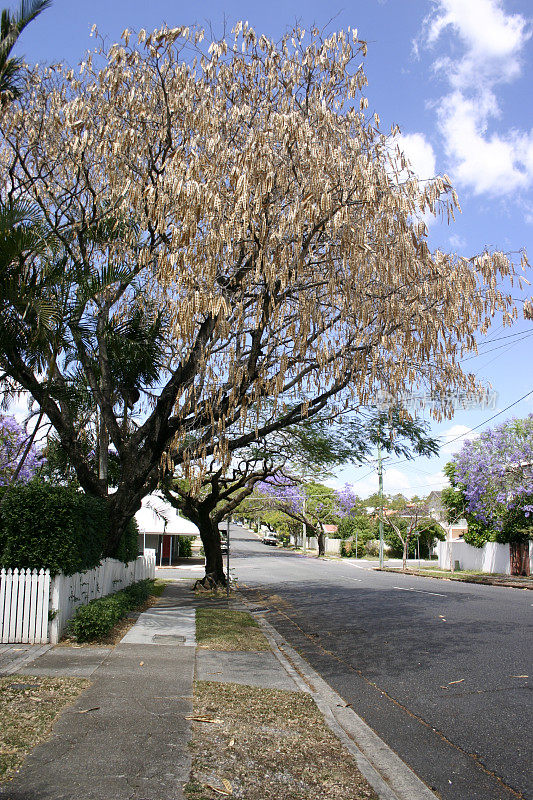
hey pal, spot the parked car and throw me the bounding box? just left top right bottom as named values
left=220, top=535, right=229, bottom=554
left=262, top=531, right=278, bottom=546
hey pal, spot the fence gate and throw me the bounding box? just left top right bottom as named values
left=0, top=568, right=50, bottom=644
left=509, top=543, right=530, bottom=576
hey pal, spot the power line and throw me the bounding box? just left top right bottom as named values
left=460, top=331, right=533, bottom=363
left=441, top=389, right=533, bottom=447
left=383, top=388, right=533, bottom=472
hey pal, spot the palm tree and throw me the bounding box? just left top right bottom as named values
left=0, top=0, right=52, bottom=103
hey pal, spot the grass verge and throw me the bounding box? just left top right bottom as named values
left=196, top=608, right=269, bottom=651
left=185, top=681, right=378, bottom=800
left=0, top=675, right=90, bottom=782
left=379, top=566, right=531, bottom=585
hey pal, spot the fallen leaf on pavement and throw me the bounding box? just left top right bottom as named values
left=78, top=707, right=100, bottom=714
left=185, top=715, right=223, bottom=724
left=511, top=675, right=528, bottom=678
left=222, top=779, right=233, bottom=793
left=228, top=737, right=235, bottom=747
left=448, top=679, right=464, bottom=685
left=204, top=783, right=232, bottom=796
left=139, top=661, right=144, bottom=666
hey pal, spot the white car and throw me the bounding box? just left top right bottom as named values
left=262, top=532, right=278, bottom=546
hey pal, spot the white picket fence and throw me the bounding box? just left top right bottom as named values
left=49, top=554, right=155, bottom=644
left=0, top=554, right=156, bottom=645
left=0, top=568, right=50, bottom=644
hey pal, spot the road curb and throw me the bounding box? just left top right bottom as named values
left=242, top=600, right=439, bottom=800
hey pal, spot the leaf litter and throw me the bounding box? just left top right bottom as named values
left=185, top=681, right=379, bottom=800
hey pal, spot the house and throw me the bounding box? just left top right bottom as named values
left=323, top=524, right=338, bottom=535
left=135, top=494, right=199, bottom=566
left=426, top=490, right=468, bottom=541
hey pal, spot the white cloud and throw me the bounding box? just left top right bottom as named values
left=440, top=424, right=480, bottom=455
left=388, top=132, right=439, bottom=226
left=437, top=91, right=533, bottom=195
left=421, top=0, right=533, bottom=197
left=395, top=132, right=437, bottom=181
left=448, top=233, right=466, bottom=249
left=339, top=466, right=448, bottom=500
left=426, top=0, right=530, bottom=88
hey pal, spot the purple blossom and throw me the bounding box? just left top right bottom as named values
left=451, top=414, right=533, bottom=529
left=257, top=475, right=305, bottom=515
left=0, top=415, right=44, bottom=486
left=335, top=484, right=360, bottom=517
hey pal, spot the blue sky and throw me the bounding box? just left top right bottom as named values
left=13, top=0, right=533, bottom=498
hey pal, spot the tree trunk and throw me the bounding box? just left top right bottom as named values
left=317, top=527, right=326, bottom=557
left=197, top=511, right=227, bottom=586
left=402, top=539, right=408, bottom=571
left=103, top=467, right=160, bottom=558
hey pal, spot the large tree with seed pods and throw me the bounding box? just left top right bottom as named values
left=0, top=22, right=523, bottom=556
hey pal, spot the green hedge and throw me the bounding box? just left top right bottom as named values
left=0, top=482, right=138, bottom=575
left=177, top=536, right=192, bottom=558
left=68, top=579, right=156, bottom=642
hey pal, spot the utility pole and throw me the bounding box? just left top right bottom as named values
left=226, top=516, right=230, bottom=599
left=378, top=442, right=384, bottom=569
left=302, top=495, right=307, bottom=553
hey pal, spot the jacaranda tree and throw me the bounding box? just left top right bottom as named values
left=445, top=415, right=533, bottom=543
left=0, top=414, right=42, bottom=485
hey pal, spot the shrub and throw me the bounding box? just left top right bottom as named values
left=0, top=481, right=138, bottom=575
left=177, top=536, right=192, bottom=558
left=365, top=539, right=380, bottom=557
left=69, top=579, right=155, bottom=642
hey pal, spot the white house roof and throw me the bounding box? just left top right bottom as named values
left=135, top=493, right=199, bottom=536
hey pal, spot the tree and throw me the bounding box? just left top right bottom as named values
left=0, top=414, right=43, bottom=484
left=0, top=22, right=521, bottom=557
left=0, top=0, right=51, bottom=103
left=444, top=415, right=533, bottom=546
left=256, top=476, right=340, bottom=556
left=441, top=463, right=492, bottom=548
left=379, top=505, right=444, bottom=570
left=161, top=460, right=273, bottom=587
left=383, top=516, right=444, bottom=561
left=163, top=409, right=368, bottom=583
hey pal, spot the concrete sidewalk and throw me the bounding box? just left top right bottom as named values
left=1, top=583, right=195, bottom=800
left=1, top=580, right=439, bottom=800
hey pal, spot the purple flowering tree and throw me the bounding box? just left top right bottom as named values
left=448, top=415, right=533, bottom=575
left=0, top=415, right=43, bottom=486
left=335, top=484, right=361, bottom=517
left=452, top=415, right=533, bottom=531
left=257, top=475, right=342, bottom=556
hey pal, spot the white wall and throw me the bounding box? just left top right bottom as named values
left=437, top=540, right=532, bottom=574
left=287, top=535, right=341, bottom=553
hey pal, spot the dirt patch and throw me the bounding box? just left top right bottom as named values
left=0, top=675, right=90, bottom=781
left=186, top=681, right=378, bottom=800
left=196, top=609, right=269, bottom=651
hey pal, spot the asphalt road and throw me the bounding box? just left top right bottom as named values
left=227, top=524, right=532, bottom=800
